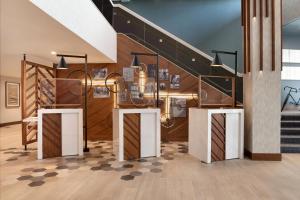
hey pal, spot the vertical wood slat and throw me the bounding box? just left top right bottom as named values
left=124, top=113, right=140, bottom=160
left=253, top=0, right=257, bottom=17
left=247, top=0, right=251, bottom=73
left=260, top=0, right=264, bottom=71
left=271, top=0, right=275, bottom=71
left=42, top=113, right=62, bottom=159
left=232, top=78, right=236, bottom=108
left=21, top=60, right=26, bottom=145
left=35, top=66, right=39, bottom=114
left=280, top=0, right=282, bottom=71
left=265, top=0, right=269, bottom=17
left=211, top=114, right=226, bottom=162
left=241, top=0, right=245, bottom=26
left=198, top=75, right=202, bottom=108
left=243, top=0, right=247, bottom=73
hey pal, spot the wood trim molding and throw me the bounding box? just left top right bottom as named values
left=244, top=149, right=282, bottom=161
left=0, top=121, right=22, bottom=127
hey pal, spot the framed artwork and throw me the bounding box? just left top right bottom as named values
left=5, top=82, right=20, bottom=108
left=93, top=68, right=107, bottom=80
left=118, top=91, right=127, bottom=102
left=159, top=69, right=169, bottom=80
left=147, top=64, right=157, bottom=78
left=123, top=67, right=134, bottom=82
left=170, top=75, right=180, bottom=89
left=129, top=83, right=141, bottom=99
left=171, top=98, right=186, bottom=117
left=159, top=83, right=166, bottom=90
left=93, top=86, right=110, bottom=98
left=145, top=82, right=155, bottom=93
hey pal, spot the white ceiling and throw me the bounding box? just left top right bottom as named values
left=0, top=0, right=112, bottom=77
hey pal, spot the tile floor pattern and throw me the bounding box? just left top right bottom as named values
left=0, top=141, right=188, bottom=187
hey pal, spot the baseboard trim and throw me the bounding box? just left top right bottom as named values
left=0, top=121, right=21, bottom=127
left=244, top=149, right=282, bottom=161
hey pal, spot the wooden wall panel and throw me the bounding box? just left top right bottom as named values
left=56, top=64, right=116, bottom=141
left=211, top=114, right=226, bottom=162
left=124, top=113, right=140, bottom=160
left=56, top=34, right=232, bottom=142
left=42, top=114, right=62, bottom=158
left=55, top=79, right=82, bottom=106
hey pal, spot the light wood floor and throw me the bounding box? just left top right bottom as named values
left=1, top=125, right=300, bottom=200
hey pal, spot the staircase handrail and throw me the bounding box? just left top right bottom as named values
left=121, top=32, right=233, bottom=95
left=112, top=3, right=243, bottom=77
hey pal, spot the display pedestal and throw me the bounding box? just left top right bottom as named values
left=189, top=108, right=244, bottom=163
left=37, top=109, right=83, bottom=159
left=113, top=108, right=161, bottom=161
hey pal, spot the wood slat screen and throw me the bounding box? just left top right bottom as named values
left=21, top=58, right=55, bottom=149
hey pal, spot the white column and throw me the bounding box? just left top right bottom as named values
left=244, top=0, right=281, bottom=156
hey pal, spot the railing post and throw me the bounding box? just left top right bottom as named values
left=232, top=77, right=236, bottom=108
left=199, top=75, right=202, bottom=108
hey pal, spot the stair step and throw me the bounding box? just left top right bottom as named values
left=281, top=121, right=300, bottom=128
left=281, top=128, right=300, bottom=136
left=281, top=115, right=300, bottom=121
left=281, top=144, right=300, bottom=153
left=281, top=135, right=300, bottom=138
left=281, top=137, right=300, bottom=144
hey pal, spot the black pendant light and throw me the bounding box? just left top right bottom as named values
left=211, top=53, right=223, bottom=67
left=57, top=56, right=68, bottom=69
left=130, top=54, right=140, bottom=68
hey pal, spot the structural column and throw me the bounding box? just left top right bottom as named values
left=243, top=0, right=282, bottom=160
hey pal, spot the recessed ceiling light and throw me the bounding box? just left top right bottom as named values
left=51, top=51, right=57, bottom=55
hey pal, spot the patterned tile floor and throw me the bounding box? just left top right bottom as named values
left=0, top=140, right=188, bottom=187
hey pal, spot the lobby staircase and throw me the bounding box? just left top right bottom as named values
left=281, top=113, right=300, bottom=153
left=92, top=0, right=243, bottom=103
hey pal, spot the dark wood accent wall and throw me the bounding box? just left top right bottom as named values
left=42, top=114, right=62, bottom=158
left=124, top=113, right=141, bottom=160
left=211, top=114, right=226, bottom=162
left=118, top=34, right=231, bottom=142
left=56, top=34, right=232, bottom=141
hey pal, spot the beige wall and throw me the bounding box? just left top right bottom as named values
left=244, top=0, right=281, bottom=154
left=0, top=76, right=22, bottom=124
